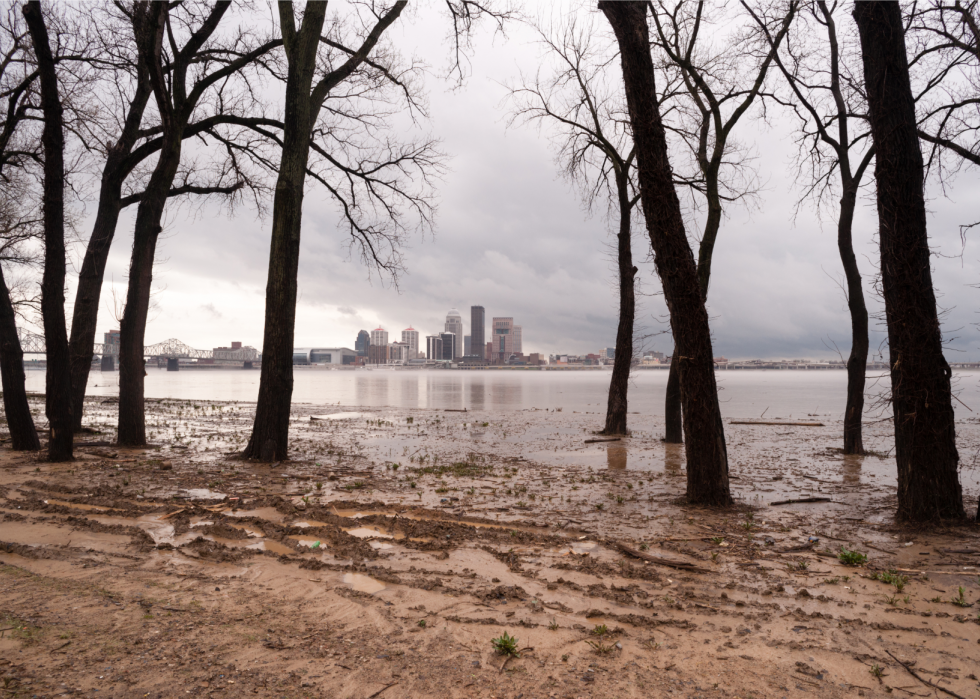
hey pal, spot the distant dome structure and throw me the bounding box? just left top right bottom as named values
left=444, top=309, right=464, bottom=360
left=446, top=308, right=461, bottom=319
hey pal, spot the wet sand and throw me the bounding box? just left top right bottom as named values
left=1, top=396, right=978, bottom=698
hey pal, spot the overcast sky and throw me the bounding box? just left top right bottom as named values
left=64, top=2, right=980, bottom=361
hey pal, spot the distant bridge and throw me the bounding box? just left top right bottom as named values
left=18, top=332, right=254, bottom=361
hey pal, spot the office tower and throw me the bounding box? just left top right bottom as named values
left=401, top=327, right=419, bottom=359
left=491, top=317, right=514, bottom=362
left=390, top=341, right=410, bottom=363
left=367, top=344, right=389, bottom=364
left=486, top=341, right=493, bottom=361
left=470, top=306, right=485, bottom=359
left=370, top=327, right=388, bottom=348
left=445, top=309, right=463, bottom=359
left=439, top=332, right=456, bottom=361
left=513, top=325, right=522, bottom=354
left=426, top=335, right=443, bottom=361
left=463, top=335, right=471, bottom=356
left=355, top=330, right=370, bottom=356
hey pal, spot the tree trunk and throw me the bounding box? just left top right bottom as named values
left=601, top=176, right=635, bottom=436
left=69, top=80, right=152, bottom=431
left=24, top=1, right=72, bottom=461
left=116, top=135, right=182, bottom=446
left=853, top=0, right=964, bottom=520
left=838, top=185, right=868, bottom=455
left=0, top=266, right=40, bottom=450
left=601, top=1, right=731, bottom=506
left=243, top=5, right=325, bottom=461
left=664, top=346, right=682, bottom=442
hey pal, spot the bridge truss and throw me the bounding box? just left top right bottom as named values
left=18, top=331, right=215, bottom=360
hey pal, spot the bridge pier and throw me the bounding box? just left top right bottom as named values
left=100, top=355, right=115, bottom=372
left=166, top=357, right=179, bottom=372
left=244, top=361, right=253, bottom=369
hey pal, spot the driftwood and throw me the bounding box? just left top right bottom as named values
left=729, top=420, right=824, bottom=427
left=611, top=540, right=708, bottom=573
left=884, top=650, right=967, bottom=699
left=769, top=497, right=832, bottom=506
left=584, top=437, right=621, bottom=444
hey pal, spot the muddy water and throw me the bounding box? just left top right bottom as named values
left=26, top=365, right=980, bottom=419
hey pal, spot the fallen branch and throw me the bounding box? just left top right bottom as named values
left=729, top=420, right=824, bottom=426
left=366, top=682, right=399, bottom=698
left=884, top=649, right=967, bottom=699
left=584, top=437, right=621, bottom=444
left=769, top=497, right=832, bottom=506
left=611, top=541, right=708, bottom=572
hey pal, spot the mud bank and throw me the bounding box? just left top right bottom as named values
left=1, top=396, right=978, bottom=698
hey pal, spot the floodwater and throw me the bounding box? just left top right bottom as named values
left=25, top=364, right=980, bottom=420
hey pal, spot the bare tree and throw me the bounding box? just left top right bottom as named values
left=0, top=1, right=40, bottom=450
left=115, top=1, right=281, bottom=446
left=853, top=0, right=965, bottom=521
left=650, top=0, right=797, bottom=443
left=23, top=0, right=71, bottom=460
left=749, top=0, right=875, bottom=454
left=508, top=16, right=642, bottom=435
left=600, top=0, right=731, bottom=506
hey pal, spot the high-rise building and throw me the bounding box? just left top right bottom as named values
left=426, top=335, right=443, bottom=361
left=513, top=325, right=522, bottom=354
left=445, top=309, right=463, bottom=359
left=355, top=330, right=370, bottom=356
left=390, top=341, right=410, bottom=363
left=370, top=327, right=388, bottom=348
left=439, top=332, right=456, bottom=361
left=463, top=335, right=472, bottom=356
left=491, top=317, right=514, bottom=362
left=367, top=344, right=389, bottom=364
left=470, top=306, right=485, bottom=359
left=401, top=327, right=419, bottom=359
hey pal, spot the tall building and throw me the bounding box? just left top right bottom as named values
left=390, top=341, right=410, bottom=363
left=426, top=335, right=443, bottom=361
left=370, top=327, right=388, bottom=348
left=439, top=332, right=456, bottom=361
left=491, top=317, right=514, bottom=362
left=513, top=325, right=522, bottom=354
left=470, top=306, right=485, bottom=359
left=401, top=327, right=419, bottom=359
left=445, top=309, right=463, bottom=359
left=463, top=335, right=472, bottom=356
left=355, top=330, right=370, bottom=356
left=367, top=344, right=389, bottom=364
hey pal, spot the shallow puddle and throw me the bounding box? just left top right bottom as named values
left=310, top=412, right=370, bottom=421
left=204, top=536, right=297, bottom=556
left=342, top=573, right=385, bottom=593
left=44, top=499, right=118, bottom=512
left=290, top=520, right=330, bottom=528
left=343, top=525, right=397, bottom=540
left=180, top=488, right=226, bottom=500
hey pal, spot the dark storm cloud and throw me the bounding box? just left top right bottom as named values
left=74, top=4, right=980, bottom=360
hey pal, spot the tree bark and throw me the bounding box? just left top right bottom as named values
left=601, top=1, right=731, bottom=506
left=69, top=78, right=152, bottom=432
left=24, top=0, right=72, bottom=461
left=0, top=265, right=40, bottom=450
left=853, top=0, right=964, bottom=520
left=838, top=185, right=868, bottom=455
left=664, top=346, right=682, bottom=442
left=601, top=175, right=635, bottom=436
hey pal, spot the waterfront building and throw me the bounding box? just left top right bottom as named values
left=367, top=344, right=389, bottom=364
left=513, top=325, right=522, bottom=354
left=491, top=317, right=514, bottom=363
left=214, top=341, right=259, bottom=361
left=470, top=306, right=485, bottom=359
left=355, top=330, right=370, bottom=356
left=445, top=309, right=463, bottom=359
left=292, top=347, right=356, bottom=365
left=426, top=335, right=443, bottom=362
left=401, top=327, right=419, bottom=359
left=439, top=332, right=457, bottom=361
left=463, top=335, right=471, bottom=356
left=390, top=341, right=411, bottom=363
left=370, top=327, right=388, bottom=349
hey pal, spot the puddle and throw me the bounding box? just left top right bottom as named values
left=310, top=412, right=370, bottom=421
left=89, top=513, right=196, bottom=546
left=290, top=538, right=326, bottom=549
left=558, top=540, right=598, bottom=555
left=44, top=499, right=118, bottom=512
left=343, top=526, right=396, bottom=540
left=204, top=536, right=297, bottom=556
left=225, top=508, right=286, bottom=523
left=180, top=489, right=226, bottom=500
left=342, top=573, right=385, bottom=593
left=369, top=541, right=394, bottom=550
left=290, top=520, right=331, bottom=529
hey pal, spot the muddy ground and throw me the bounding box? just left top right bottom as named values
left=1, top=396, right=979, bottom=699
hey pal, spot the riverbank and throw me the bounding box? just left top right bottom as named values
left=1, top=396, right=978, bottom=698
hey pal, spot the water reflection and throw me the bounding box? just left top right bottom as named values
left=664, top=443, right=684, bottom=477
left=607, top=444, right=627, bottom=470
left=841, top=454, right=863, bottom=484
left=468, top=381, right=486, bottom=411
